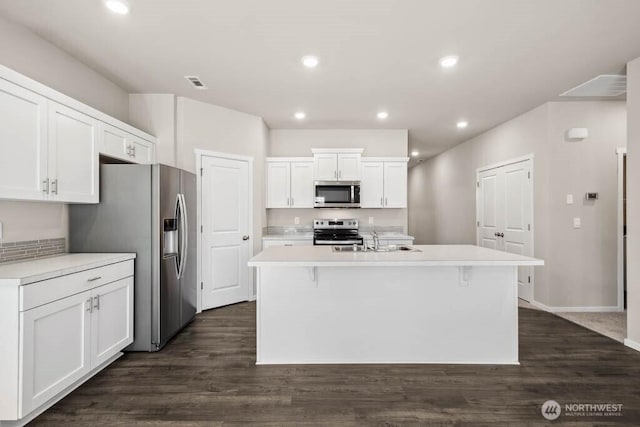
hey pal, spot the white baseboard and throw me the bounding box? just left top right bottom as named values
left=624, top=338, right=640, bottom=352
left=528, top=300, right=623, bottom=313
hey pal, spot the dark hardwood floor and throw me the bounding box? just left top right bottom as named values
left=32, top=303, right=640, bottom=426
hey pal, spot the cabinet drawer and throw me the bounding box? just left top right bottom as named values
left=20, top=260, right=133, bottom=311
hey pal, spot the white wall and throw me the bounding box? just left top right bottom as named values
left=268, top=129, right=409, bottom=231
left=128, top=94, right=177, bottom=166
left=409, top=101, right=626, bottom=309
left=176, top=97, right=268, bottom=255
left=626, top=57, right=640, bottom=346
left=0, top=15, right=130, bottom=244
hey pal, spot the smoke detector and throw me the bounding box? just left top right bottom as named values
left=184, top=76, right=208, bottom=90
left=560, top=74, right=626, bottom=97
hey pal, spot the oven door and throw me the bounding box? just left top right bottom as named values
left=313, top=231, right=363, bottom=246
left=314, top=181, right=360, bottom=208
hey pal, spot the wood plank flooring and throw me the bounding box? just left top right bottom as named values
left=31, top=303, right=640, bottom=426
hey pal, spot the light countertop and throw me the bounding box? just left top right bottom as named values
left=0, top=253, right=136, bottom=286
left=249, top=244, right=543, bottom=267
left=262, top=232, right=414, bottom=240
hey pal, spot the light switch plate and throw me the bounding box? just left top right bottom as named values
left=368, top=217, right=374, bottom=225
left=573, top=217, right=581, bottom=228
left=566, top=194, right=574, bottom=205
left=294, top=217, right=300, bottom=225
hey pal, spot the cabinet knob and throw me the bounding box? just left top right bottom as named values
left=86, top=298, right=93, bottom=312
left=93, top=295, right=100, bottom=310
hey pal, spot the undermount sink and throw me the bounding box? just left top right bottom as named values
left=332, top=245, right=421, bottom=253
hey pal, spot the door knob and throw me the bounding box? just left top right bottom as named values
left=242, top=235, right=250, bottom=241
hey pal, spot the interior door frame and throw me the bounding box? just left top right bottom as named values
left=616, top=147, right=626, bottom=311
left=476, top=154, right=535, bottom=299
left=195, top=149, right=254, bottom=313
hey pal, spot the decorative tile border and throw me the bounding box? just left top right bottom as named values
left=0, top=238, right=66, bottom=264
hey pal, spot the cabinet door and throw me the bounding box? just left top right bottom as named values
left=48, top=101, right=99, bottom=203
left=91, top=277, right=134, bottom=367
left=102, top=125, right=129, bottom=161
left=383, top=162, right=407, bottom=208
left=20, top=291, right=92, bottom=416
left=0, top=79, right=48, bottom=201
left=314, top=153, right=338, bottom=181
left=266, top=162, right=291, bottom=208
left=360, top=162, right=384, bottom=208
left=290, top=161, right=314, bottom=208
left=130, top=139, right=153, bottom=164
left=337, top=153, right=361, bottom=181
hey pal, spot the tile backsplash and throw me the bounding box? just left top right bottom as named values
left=0, top=238, right=66, bottom=264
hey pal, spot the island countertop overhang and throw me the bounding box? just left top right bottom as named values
left=249, top=244, right=543, bottom=268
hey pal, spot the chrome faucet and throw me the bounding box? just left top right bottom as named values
left=372, top=231, right=380, bottom=251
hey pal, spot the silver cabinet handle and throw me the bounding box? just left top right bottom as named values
left=51, top=179, right=58, bottom=195
left=86, top=298, right=93, bottom=313
left=385, top=197, right=388, bottom=206
left=339, top=170, right=342, bottom=179
left=42, top=179, right=49, bottom=194
left=291, top=197, right=294, bottom=206
left=334, top=170, right=337, bottom=179
left=87, top=276, right=102, bottom=282
left=93, top=294, right=100, bottom=310
left=243, top=235, right=250, bottom=241
left=286, top=197, right=290, bottom=206
left=380, top=197, right=383, bottom=206
left=132, top=146, right=136, bottom=157
left=126, top=145, right=131, bottom=156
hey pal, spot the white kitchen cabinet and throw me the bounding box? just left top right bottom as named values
left=312, top=149, right=363, bottom=181
left=101, top=124, right=154, bottom=164
left=48, top=101, right=99, bottom=203
left=0, top=79, right=48, bottom=201
left=360, top=158, right=408, bottom=208
left=0, top=254, right=135, bottom=424
left=266, top=159, right=314, bottom=208
left=20, top=290, right=92, bottom=415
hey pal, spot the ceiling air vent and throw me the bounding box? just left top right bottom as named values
left=184, top=76, right=208, bottom=90
left=560, top=74, right=626, bottom=97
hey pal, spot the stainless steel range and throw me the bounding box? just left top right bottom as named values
left=313, top=219, right=363, bottom=246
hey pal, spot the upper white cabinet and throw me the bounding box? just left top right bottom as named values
left=0, top=66, right=156, bottom=203
left=48, top=101, right=99, bottom=203
left=360, top=158, right=408, bottom=208
left=312, top=149, right=363, bottom=181
left=0, top=79, right=48, bottom=201
left=266, top=158, right=314, bottom=208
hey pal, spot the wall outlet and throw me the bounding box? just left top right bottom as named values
left=368, top=217, right=374, bottom=225
left=573, top=217, right=581, bottom=228
left=566, top=194, right=574, bottom=205
left=0, top=221, right=3, bottom=240
left=294, top=217, right=300, bottom=225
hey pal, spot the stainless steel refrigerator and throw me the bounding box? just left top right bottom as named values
left=69, top=164, right=197, bottom=352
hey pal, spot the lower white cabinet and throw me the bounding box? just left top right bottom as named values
left=0, top=255, right=134, bottom=424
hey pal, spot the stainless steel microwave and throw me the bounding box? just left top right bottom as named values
left=314, top=181, right=360, bottom=208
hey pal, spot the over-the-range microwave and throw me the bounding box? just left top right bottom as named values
left=314, top=181, right=360, bottom=208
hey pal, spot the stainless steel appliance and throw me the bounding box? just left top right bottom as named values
left=313, top=218, right=363, bottom=246
left=314, top=181, right=360, bottom=208
left=69, top=164, right=197, bottom=352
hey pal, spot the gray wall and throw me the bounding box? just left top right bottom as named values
left=627, top=57, right=640, bottom=346
left=409, top=101, right=626, bottom=309
left=128, top=94, right=177, bottom=166
left=0, top=15, right=130, bottom=244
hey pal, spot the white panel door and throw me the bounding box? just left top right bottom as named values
left=0, top=79, right=48, bottom=201
left=201, top=156, right=251, bottom=309
left=477, top=159, right=533, bottom=301
left=290, top=161, right=314, bottom=208
left=337, top=153, right=361, bottom=181
left=266, top=162, right=291, bottom=208
left=314, top=153, right=338, bottom=181
left=48, top=101, right=99, bottom=203
left=360, top=162, right=384, bottom=208
left=91, top=278, right=134, bottom=367
left=478, top=169, right=502, bottom=250
left=20, top=291, right=92, bottom=416
left=383, top=162, right=407, bottom=208
left=502, top=160, right=533, bottom=302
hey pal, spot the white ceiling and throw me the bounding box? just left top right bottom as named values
left=1, top=0, right=639, bottom=158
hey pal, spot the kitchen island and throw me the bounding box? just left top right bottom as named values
left=248, top=245, right=543, bottom=365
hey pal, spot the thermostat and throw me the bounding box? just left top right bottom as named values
left=585, top=192, right=599, bottom=200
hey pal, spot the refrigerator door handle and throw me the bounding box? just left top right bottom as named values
left=178, top=193, right=189, bottom=279
left=174, top=194, right=182, bottom=279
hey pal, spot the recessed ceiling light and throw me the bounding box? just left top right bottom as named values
left=294, top=112, right=306, bottom=120
left=411, top=151, right=419, bottom=157
left=377, top=111, right=389, bottom=120
left=301, top=55, right=319, bottom=68
left=439, top=55, right=459, bottom=68
left=456, top=120, right=468, bottom=129
left=104, top=0, right=130, bottom=14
